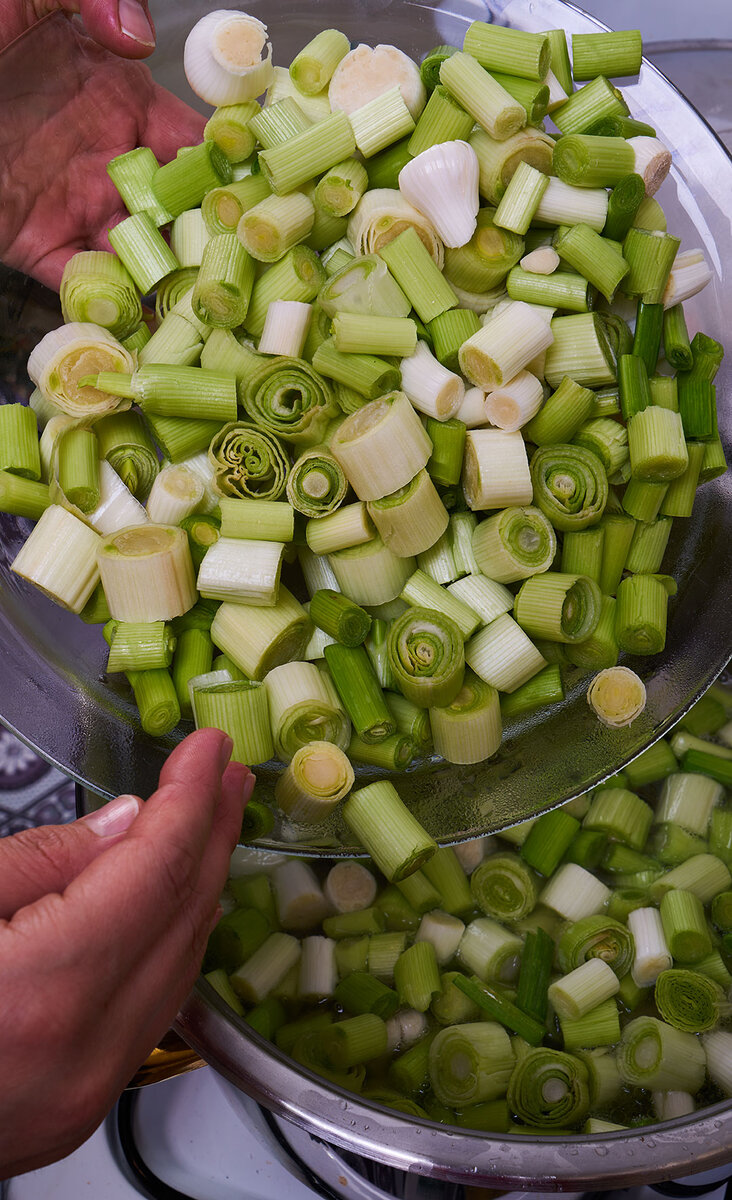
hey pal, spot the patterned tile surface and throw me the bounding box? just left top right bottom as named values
left=0, top=729, right=76, bottom=836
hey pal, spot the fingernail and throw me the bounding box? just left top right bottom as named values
left=82, top=793, right=140, bottom=837
left=219, top=735, right=234, bottom=774
left=118, top=0, right=155, bottom=45
left=242, top=772, right=256, bottom=805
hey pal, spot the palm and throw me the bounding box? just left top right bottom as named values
left=0, top=15, right=204, bottom=290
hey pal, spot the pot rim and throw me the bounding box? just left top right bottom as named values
left=176, top=981, right=732, bottom=1193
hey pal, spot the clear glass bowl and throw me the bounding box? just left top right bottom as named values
left=1, top=0, right=730, bottom=857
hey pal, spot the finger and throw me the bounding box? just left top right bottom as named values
left=75, top=0, right=156, bottom=58
left=86, top=760, right=254, bottom=1066
left=15, top=760, right=252, bottom=1113
left=9, top=731, right=247, bottom=977
left=0, top=758, right=251, bottom=1180
left=0, top=793, right=141, bottom=920
left=142, top=81, right=207, bottom=164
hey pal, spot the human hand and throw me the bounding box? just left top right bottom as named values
left=0, top=3, right=205, bottom=289
left=0, top=727, right=254, bottom=1180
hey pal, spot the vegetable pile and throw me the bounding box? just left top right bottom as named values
left=206, top=712, right=732, bottom=1134
left=1, top=11, right=727, bottom=848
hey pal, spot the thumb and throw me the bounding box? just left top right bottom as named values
left=0, top=793, right=141, bottom=920
left=67, top=0, right=156, bottom=58
left=0, top=0, right=154, bottom=56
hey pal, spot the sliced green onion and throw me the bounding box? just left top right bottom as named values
left=507, top=1049, right=590, bottom=1130
left=614, top=573, right=668, bottom=655
left=429, top=1021, right=516, bottom=1107
left=208, top=422, right=289, bottom=501
left=210, top=586, right=310, bottom=681
left=618, top=1016, right=706, bottom=1092
left=521, top=810, right=581, bottom=877
left=387, top=607, right=465, bottom=709
left=530, top=444, right=608, bottom=532
left=514, top=571, right=602, bottom=644
left=343, top=780, right=437, bottom=882
left=430, top=671, right=501, bottom=765
left=192, top=679, right=273, bottom=766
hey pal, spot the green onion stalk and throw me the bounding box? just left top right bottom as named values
left=319, top=254, right=411, bottom=319
left=513, top=572, right=602, bottom=644
left=617, top=1016, right=706, bottom=1092
left=291, top=1032, right=367, bottom=1093
left=60, top=250, right=143, bottom=341
left=471, top=505, right=556, bottom=584
left=94, top=409, right=160, bottom=500
left=265, top=661, right=351, bottom=761
left=429, top=671, right=501, bottom=766
left=429, top=1022, right=515, bottom=1107
left=342, top=780, right=437, bottom=883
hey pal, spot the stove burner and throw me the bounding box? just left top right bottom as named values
left=115, top=1090, right=199, bottom=1200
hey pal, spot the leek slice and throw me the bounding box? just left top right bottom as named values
left=388, top=607, right=465, bottom=709
left=97, top=524, right=197, bottom=623
left=28, top=323, right=135, bottom=420
left=208, top=422, right=290, bottom=501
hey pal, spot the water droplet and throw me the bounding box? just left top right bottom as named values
left=339, top=1099, right=348, bottom=1110
left=596, top=1146, right=609, bottom=1157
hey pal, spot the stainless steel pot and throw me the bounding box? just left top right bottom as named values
left=76, top=778, right=732, bottom=1188
left=176, top=980, right=732, bottom=1192
left=0, top=0, right=731, bottom=855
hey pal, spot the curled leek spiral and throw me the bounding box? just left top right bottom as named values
left=507, top=1048, right=591, bottom=1129
left=471, top=853, right=538, bottom=922
left=530, top=443, right=608, bottom=532
left=557, top=914, right=635, bottom=977
left=286, top=445, right=348, bottom=518
left=208, top=421, right=289, bottom=500
left=240, top=356, right=339, bottom=447
left=654, top=969, right=723, bottom=1034
left=388, top=607, right=465, bottom=709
